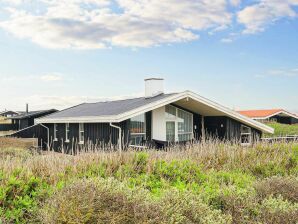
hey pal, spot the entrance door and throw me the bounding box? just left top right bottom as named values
left=166, top=121, right=175, bottom=142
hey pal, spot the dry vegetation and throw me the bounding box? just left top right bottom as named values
left=0, top=138, right=297, bottom=224
left=0, top=116, right=11, bottom=124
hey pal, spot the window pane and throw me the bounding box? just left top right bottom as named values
left=166, top=122, right=175, bottom=142
left=130, top=134, right=145, bottom=146
left=79, top=124, right=84, bottom=142
left=178, top=133, right=192, bottom=142
left=130, top=114, right=145, bottom=134
left=178, top=109, right=192, bottom=133
left=80, top=132, right=84, bottom=142
left=130, top=114, right=146, bottom=145
left=165, top=105, right=176, bottom=119
left=66, top=124, right=69, bottom=140
left=241, top=125, right=251, bottom=134
left=241, top=125, right=251, bottom=145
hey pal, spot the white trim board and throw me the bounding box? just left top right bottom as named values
left=35, top=91, right=274, bottom=134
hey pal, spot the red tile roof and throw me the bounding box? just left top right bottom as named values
left=238, top=109, right=283, bottom=118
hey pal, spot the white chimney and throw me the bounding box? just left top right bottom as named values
left=145, top=78, right=164, bottom=98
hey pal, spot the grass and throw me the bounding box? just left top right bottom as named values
left=264, top=122, right=298, bottom=137
left=0, top=138, right=297, bottom=223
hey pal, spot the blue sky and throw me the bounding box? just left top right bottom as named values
left=0, top=0, right=297, bottom=112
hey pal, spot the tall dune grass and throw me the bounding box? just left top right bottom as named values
left=0, top=139, right=297, bottom=223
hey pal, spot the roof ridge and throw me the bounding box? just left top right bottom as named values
left=85, top=93, right=178, bottom=104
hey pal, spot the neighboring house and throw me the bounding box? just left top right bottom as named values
left=238, top=109, right=298, bottom=125
left=34, top=78, right=273, bottom=151
left=0, top=110, right=19, bottom=118
left=11, top=109, right=58, bottom=130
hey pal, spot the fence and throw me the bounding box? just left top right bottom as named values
left=261, top=135, right=298, bottom=143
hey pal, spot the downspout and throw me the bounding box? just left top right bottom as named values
left=109, top=123, right=122, bottom=152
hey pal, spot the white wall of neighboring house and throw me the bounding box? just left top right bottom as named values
left=152, top=106, right=166, bottom=141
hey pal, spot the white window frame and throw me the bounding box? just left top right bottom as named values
left=65, top=123, right=70, bottom=142
left=240, top=125, right=252, bottom=146
left=129, top=114, right=146, bottom=147
left=54, top=123, right=58, bottom=141
left=165, top=105, right=193, bottom=142
left=79, top=123, right=84, bottom=144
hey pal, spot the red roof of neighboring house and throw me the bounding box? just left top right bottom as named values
left=238, top=109, right=284, bottom=118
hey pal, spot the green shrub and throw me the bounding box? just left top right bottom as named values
left=257, top=196, right=298, bottom=224
left=0, top=173, right=51, bottom=223
left=160, top=189, right=231, bottom=224
left=153, top=160, right=206, bottom=184
left=133, top=152, right=149, bottom=174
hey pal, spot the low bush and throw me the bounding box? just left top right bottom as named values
left=38, top=178, right=231, bottom=224
left=255, top=176, right=298, bottom=203
left=257, top=196, right=298, bottom=224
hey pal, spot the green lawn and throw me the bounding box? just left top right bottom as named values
left=264, top=122, right=298, bottom=137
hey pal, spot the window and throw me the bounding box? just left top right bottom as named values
left=54, top=123, right=58, bottom=141
left=79, top=123, right=84, bottom=144
left=241, top=125, right=252, bottom=146
left=177, top=108, right=193, bottom=141
left=65, top=123, right=70, bottom=142
left=166, top=121, right=175, bottom=142
left=165, top=105, right=193, bottom=142
left=130, top=114, right=146, bottom=146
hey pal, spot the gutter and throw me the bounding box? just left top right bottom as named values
left=109, top=123, right=122, bottom=152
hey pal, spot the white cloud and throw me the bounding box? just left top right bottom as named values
left=229, top=0, right=241, bottom=7
left=221, top=37, right=233, bottom=43
left=40, top=73, right=63, bottom=81
left=237, top=0, right=298, bottom=34
left=268, top=68, right=298, bottom=77
left=255, top=67, right=298, bottom=78
left=0, top=0, right=298, bottom=48
left=0, top=73, right=64, bottom=82
left=0, top=0, right=232, bottom=49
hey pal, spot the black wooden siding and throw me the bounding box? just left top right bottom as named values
left=205, top=116, right=261, bottom=142
left=0, top=124, right=18, bottom=131
left=271, top=115, right=298, bottom=125
left=10, top=124, right=48, bottom=148
left=46, top=121, right=130, bottom=152
left=145, top=111, right=152, bottom=140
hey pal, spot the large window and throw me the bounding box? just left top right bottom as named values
left=165, top=105, right=193, bottom=142
left=130, top=114, right=146, bottom=146
left=241, top=125, right=252, bottom=146
left=79, top=123, right=84, bottom=144
left=65, top=123, right=70, bottom=142
left=54, top=123, right=58, bottom=141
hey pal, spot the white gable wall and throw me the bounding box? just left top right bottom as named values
left=152, top=106, right=166, bottom=141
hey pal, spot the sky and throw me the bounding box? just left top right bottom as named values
left=0, top=0, right=297, bottom=113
